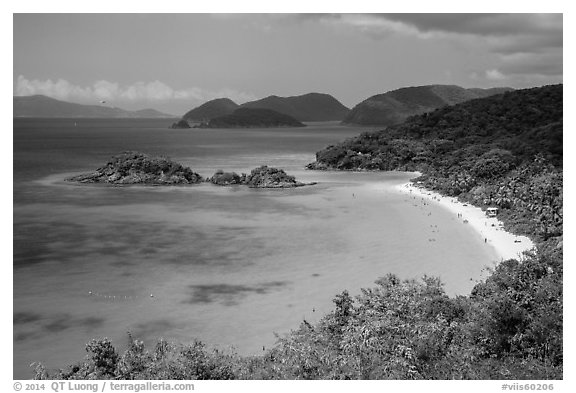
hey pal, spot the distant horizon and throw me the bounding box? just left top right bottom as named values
left=13, top=14, right=562, bottom=115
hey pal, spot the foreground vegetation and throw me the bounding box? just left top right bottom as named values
left=33, top=85, right=562, bottom=380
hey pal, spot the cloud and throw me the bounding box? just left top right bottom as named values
left=307, top=13, right=562, bottom=83
left=92, top=80, right=120, bottom=100
left=14, top=76, right=256, bottom=105
left=498, top=51, right=563, bottom=77
left=328, top=14, right=422, bottom=38
left=206, top=14, right=562, bottom=83
left=321, top=13, right=562, bottom=40
left=15, top=76, right=93, bottom=101
left=378, top=14, right=562, bottom=39
left=485, top=69, right=506, bottom=81
left=312, top=13, right=562, bottom=55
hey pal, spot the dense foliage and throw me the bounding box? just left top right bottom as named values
left=34, top=85, right=562, bottom=380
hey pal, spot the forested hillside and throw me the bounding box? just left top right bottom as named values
left=310, top=85, right=562, bottom=242
left=342, top=85, right=512, bottom=126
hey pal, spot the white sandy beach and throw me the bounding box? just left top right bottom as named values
left=395, top=181, right=535, bottom=262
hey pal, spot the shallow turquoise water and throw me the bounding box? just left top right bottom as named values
left=13, top=119, right=499, bottom=378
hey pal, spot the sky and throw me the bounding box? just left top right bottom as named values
left=13, top=13, right=563, bottom=116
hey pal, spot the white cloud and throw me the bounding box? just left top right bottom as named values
left=120, top=81, right=175, bottom=101
left=320, top=14, right=428, bottom=39
left=15, top=75, right=93, bottom=100
left=485, top=69, right=506, bottom=81
left=14, top=75, right=256, bottom=105
left=92, top=80, right=120, bottom=100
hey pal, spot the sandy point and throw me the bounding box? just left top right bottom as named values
left=395, top=181, right=535, bottom=262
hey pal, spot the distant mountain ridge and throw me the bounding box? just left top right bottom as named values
left=13, top=95, right=175, bottom=118
left=240, top=93, right=350, bottom=121
left=342, top=85, right=513, bottom=126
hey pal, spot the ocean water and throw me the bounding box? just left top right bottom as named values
left=13, top=119, right=500, bottom=379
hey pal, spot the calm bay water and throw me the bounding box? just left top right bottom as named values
left=13, top=118, right=499, bottom=378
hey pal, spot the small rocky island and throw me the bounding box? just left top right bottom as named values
left=210, top=166, right=314, bottom=188
left=67, top=152, right=314, bottom=188
left=194, top=108, right=306, bottom=128
left=67, top=151, right=204, bottom=185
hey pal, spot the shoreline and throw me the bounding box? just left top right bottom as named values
left=395, top=180, right=535, bottom=262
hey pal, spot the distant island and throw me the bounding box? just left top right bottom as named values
left=182, top=98, right=240, bottom=123
left=66, top=152, right=204, bottom=185
left=209, top=166, right=314, bottom=188
left=342, top=85, right=513, bottom=126
left=179, top=92, right=349, bottom=126
left=13, top=95, right=175, bottom=118
left=241, top=92, right=350, bottom=122
left=194, top=108, right=306, bottom=128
